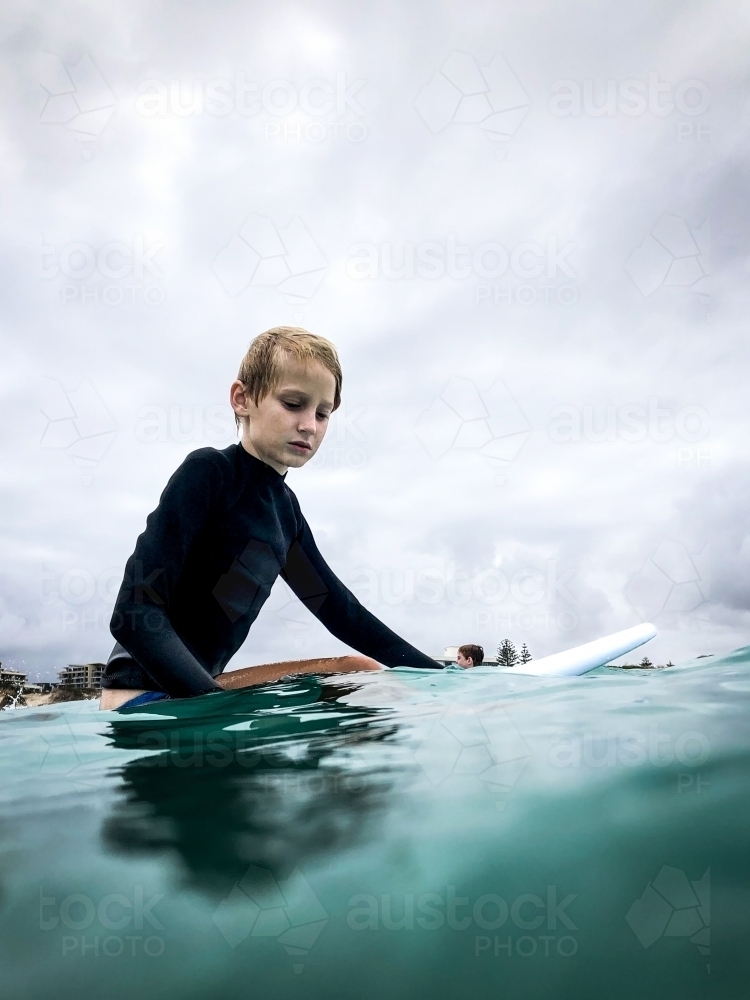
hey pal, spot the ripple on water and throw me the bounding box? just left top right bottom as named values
left=0, top=650, right=748, bottom=999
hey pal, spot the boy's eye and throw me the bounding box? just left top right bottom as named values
left=281, top=397, right=330, bottom=420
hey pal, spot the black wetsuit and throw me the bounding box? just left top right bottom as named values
left=104, top=444, right=439, bottom=697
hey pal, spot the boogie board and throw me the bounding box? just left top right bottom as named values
left=508, top=623, right=657, bottom=677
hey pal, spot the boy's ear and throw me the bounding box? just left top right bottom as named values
left=230, top=379, right=251, bottom=418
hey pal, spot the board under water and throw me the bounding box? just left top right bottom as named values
left=1, top=646, right=748, bottom=999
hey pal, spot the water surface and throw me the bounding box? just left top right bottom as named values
left=1, top=650, right=748, bottom=998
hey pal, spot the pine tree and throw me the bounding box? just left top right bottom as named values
left=640, top=656, right=653, bottom=668
left=519, top=643, right=532, bottom=664
left=497, top=639, right=518, bottom=667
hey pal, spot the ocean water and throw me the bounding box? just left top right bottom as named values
left=1, top=649, right=749, bottom=999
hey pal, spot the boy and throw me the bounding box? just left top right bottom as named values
left=100, top=327, right=442, bottom=710
left=456, top=644, right=484, bottom=668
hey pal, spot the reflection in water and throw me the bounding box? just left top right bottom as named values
left=101, top=677, right=405, bottom=896
left=4, top=656, right=750, bottom=999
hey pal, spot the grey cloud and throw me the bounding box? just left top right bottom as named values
left=0, top=0, right=748, bottom=679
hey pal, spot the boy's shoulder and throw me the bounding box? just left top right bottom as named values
left=176, top=445, right=302, bottom=509
left=181, top=444, right=236, bottom=469
left=172, top=444, right=238, bottom=487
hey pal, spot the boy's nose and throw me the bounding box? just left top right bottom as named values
left=298, top=410, right=317, bottom=433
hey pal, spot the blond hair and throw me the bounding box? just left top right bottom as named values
left=235, top=326, right=342, bottom=428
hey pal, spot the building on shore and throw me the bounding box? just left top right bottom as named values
left=0, top=665, right=28, bottom=688
left=433, top=646, right=498, bottom=667
left=58, top=663, right=106, bottom=690
left=0, top=664, right=62, bottom=694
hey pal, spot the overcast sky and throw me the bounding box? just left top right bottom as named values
left=1, top=0, right=749, bottom=681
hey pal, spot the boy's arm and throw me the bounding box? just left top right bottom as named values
left=280, top=517, right=441, bottom=670
left=109, top=450, right=225, bottom=697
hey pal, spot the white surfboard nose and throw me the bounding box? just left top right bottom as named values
left=509, top=623, right=658, bottom=677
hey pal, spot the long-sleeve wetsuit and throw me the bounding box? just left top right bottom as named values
left=104, top=443, right=440, bottom=696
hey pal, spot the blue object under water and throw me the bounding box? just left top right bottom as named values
left=1, top=649, right=748, bottom=999
left=117, top=690, right=170, bottom=710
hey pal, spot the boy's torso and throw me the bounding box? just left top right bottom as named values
left=107, top=445, right=304, bottom=686
left=176, top=448, right=299, bottom=641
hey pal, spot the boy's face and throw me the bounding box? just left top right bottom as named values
left=456, top=651, right=474, bottom=668
left=231, top=356, right=336, bottom=474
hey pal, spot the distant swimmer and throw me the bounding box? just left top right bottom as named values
left=456, top=644, right=484, bottom=668
left=100, top=327, right=442, bottom=711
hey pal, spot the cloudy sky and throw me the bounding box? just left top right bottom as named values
left=1, top=0, right=748, bottom=681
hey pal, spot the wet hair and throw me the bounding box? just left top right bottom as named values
left=458, top=644, right=484, bottom=666
left=235, top=326, right=342, bottom=428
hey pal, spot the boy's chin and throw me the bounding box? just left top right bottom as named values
left=283, top=447, right=315, bottom=468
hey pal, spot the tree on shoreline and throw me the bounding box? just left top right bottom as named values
left=497, top=640, right=518, bottom=666
left=519, top=643, right=532, bottom=663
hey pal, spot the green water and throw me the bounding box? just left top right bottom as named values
left=2, top=650, right=749, bottom=998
